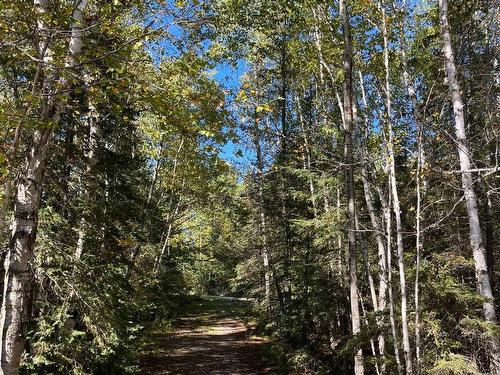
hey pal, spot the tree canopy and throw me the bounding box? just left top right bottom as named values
left=0, top=0, right=499, bottom=374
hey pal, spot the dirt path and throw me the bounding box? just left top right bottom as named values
left=139, top=296, right=273, bottom=375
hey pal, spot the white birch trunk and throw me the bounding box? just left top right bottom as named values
left=0, top=1, right=88, bottom=372
left=154, top=138, right=185, bottom=273
left=439, top=0, right=500, bottom=371
left=253, top=81, right=271, bottom=301
left=358, top=71, right=387, bottom=373
left=378, top=184, right=403, bottom=375
left=379, top=2, right=413, bottom=372
left=340, top=0, right=364, bottom=373
left=399, top=5, right=425, bottom=369
left=147, top=142, right=163, bottom=205
left=295, top=92, right=317, bottom=215
left=75, top=102, right=100, bottom=260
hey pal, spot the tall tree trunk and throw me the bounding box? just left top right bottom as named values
left=399, top=3, right=426, bottom=370
left=295, top=92, right=317, bottom=216
left=360, top=166, right=388, bottom=374
left=485, top=191, right=495, bottom=291
left=296, top=89, right=318, bottom=346
left=358, top=71, right=387, bottom=374
left=378, top=184, right=403, bottom=375
left=0, top=11, right=49, bottom=233
left=400, top=19, right=425, bottom=375
left=356, top=211, right=382, bottom=375
left=279, top=36, right=292, bottom=303
left=66, top=101, right=100, bottom=331
left=311, top=6, right=329, bottom=130
left=147, top=142, right=163, bottom=205
left=438, top=0, right=500, bottom=371
left=0, top=1, right=88, bottom=373
left=352, top=108, right=378, bottom=315
left=154, top=138, right=185, bottom=273
left=340, top=0, right=364, bottom=373
left=413, top=127, right=423, bottom=375
left=378, top=2, right=413, bottom=373
left=155, top=196, right=182, bottom=273
left=75, top=103, right=100, bottom=260
left=253, top=106, right=271, bottom=301
left=359, top=291, right=381, bottom=375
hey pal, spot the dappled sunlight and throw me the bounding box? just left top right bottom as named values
left=1, top=0, right=498, bottom=373
left=140, top=297, right=272, bottom=375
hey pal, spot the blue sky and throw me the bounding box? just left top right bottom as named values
left=212, top=60, right=254, bottom=172
left=147, top=3, right=253, bottom=174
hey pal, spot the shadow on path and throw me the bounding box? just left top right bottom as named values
left=139, top=296, right=273, bottom=375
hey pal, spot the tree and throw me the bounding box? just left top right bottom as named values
left=340, top=0, right=363, bottom=373
left=0, top=2, right=89, bottom=372
left=438, top=0, right=500, bottom=371
left=0, top=0, right=498, bottom=373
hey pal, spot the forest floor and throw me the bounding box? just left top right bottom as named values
left=139, top=296, right=275, bottom=374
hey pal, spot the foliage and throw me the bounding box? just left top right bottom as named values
left=0, top=0, right=499, bottom=374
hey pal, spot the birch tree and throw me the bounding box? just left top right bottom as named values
left=340, top=0, right=363, bottom=373
left=378, top=2, right=413, bottom=373
left=0, top=1, right=89, bottom=373
left=439, top=0, right=500, bottom=371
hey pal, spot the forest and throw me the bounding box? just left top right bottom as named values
left=0, top=0, right=499, bottom=374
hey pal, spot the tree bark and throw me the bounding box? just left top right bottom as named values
left=438, top=0, right=500, bottom=371
left=295, top=92, right=317, bottom=216
left=378, top=2, right=413, bottom=373
left=358, top=72, right=387, bottom=374
left=147, top=142, right=163, bottom=205
left=254, top=112, right=271, bottom=301
left=75, top=102, right=100, bottom=260
left=377, top=184, right=403, bottom=375
left=339, top=0, right=364, bottom=373
left=359, top=291, right=381, bottom=375
left=360, top=167, right=388, bottom=374
left=154, top=138, right=185, bottom=273
left=356, top=212, right=382, bottom=375
left=399, top=5, right=425, bottom=369
left=0, top=1, right=88, bottom=373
